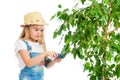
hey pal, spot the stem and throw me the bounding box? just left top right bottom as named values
left=102, top=52, right=107, bottom=80
left=107, top=27, right=120, bottom=35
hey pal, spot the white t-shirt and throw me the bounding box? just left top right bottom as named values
left=15, top=39, right=44, bottom=70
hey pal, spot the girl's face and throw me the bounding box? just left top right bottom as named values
left=28, top=25, right=44, bottom=42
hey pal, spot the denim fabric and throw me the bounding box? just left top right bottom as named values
left=19, top=71, right=43, bottom=80
left=19, top=40, right=44, bottom=80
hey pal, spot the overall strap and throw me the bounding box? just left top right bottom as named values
left=23, top=40, right=32, bottom=52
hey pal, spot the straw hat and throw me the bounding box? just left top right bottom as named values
left=21, top=11, right=48, bottom=27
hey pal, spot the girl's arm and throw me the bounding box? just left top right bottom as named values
left=45, top=58, right=62, bottom=68
left=18, top=49, right=54, bottom=67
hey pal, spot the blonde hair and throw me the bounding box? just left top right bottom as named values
left=19, top=25, right=47, bottom=51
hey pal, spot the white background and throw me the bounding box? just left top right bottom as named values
left=0, top=0, right=89, bottom=80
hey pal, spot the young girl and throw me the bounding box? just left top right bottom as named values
left=15, top=11, right=62, bottom=80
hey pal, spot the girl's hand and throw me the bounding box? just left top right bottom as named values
left=54, top=58, right=62, bottom=63
left=45, top=51, right=57, bottom=58
left=54, top=53, right=63, bottom=63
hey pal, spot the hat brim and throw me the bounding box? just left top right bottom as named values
left=20, top=23, right=48, bottom=27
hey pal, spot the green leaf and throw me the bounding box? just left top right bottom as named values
left=50, top=15, right=55, bottom=20
left=78, top=47, right=84, bottom=59
left=61, top=24, right=66, bottom=31
left=114, top=55, right=120, bottom=63
left=59, top=13, right=68, bottom=21
left=64, top=32, right=71, bottom=44
left=57, top=11, right=62, bottom=17
left=63, top=8, right=69, bottom=13
left=106, top=51, right=112, bottom=61
left=53, top=31, right=58, bottom=38
left=102, top=0, right=109, bottom=5
left=115, top=64, right=120, bottom=78
left=81, top=0, right=86, bottom=4
left=117, top=0, right=120, bottom=6
left=58, top=4, right=62, bottom=8
left=90, top=75, right=96, bottom=80
left=68, top=15, right=74, bottom=26
left=72, top=48, right=77, bottom=59
left=108, top=64, right=115, bottom=71
left=84, top=62, right=90, bottom=71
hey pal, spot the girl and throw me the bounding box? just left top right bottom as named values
left=15, top=11, right=62, bottom=80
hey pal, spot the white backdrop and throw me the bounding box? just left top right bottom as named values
left=0, top=0, right=89, bottom=80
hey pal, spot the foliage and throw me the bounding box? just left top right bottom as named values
left=51, top=0, right=120, bottom=80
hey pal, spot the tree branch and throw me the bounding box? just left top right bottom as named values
left=107, top=27, right=120, bottom=35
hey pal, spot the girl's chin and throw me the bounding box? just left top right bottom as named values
left=30, top=39, right=38, bottom=42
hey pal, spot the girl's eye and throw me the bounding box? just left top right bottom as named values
left=41, top=29, right=44, bottom=32
left=35, top=29, right=39, bottom=31
left=34, top=29, right=44, bottom=32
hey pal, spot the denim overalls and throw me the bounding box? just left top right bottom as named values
left=19, top=40, right=45, bottom=80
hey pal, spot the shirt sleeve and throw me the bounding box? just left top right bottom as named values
left=15, top=39, right=27, bottom=54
